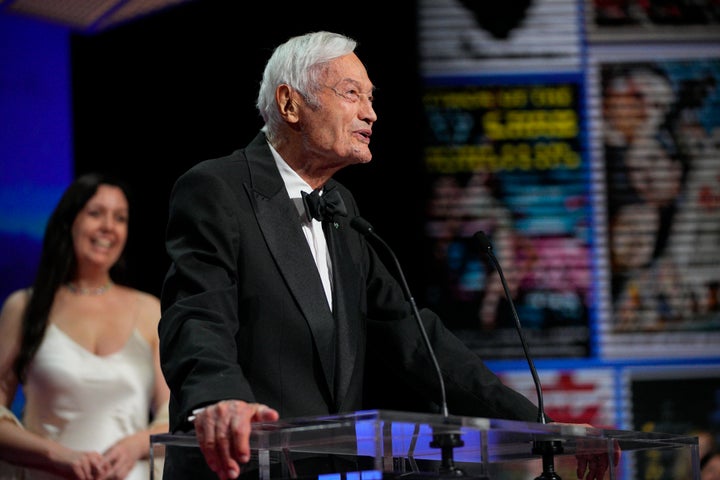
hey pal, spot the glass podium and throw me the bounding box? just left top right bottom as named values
left=150, top=409, right=700, bottom=480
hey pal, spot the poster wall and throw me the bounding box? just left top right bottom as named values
left=419, top=0, right=720, bottom=361
left=419, top=3, right=720, bottom=476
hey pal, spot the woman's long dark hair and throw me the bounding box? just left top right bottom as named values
left=14, top=173, right=132, bottom=383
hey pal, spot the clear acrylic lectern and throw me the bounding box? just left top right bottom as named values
left=150, top=409, right=700, bottom=480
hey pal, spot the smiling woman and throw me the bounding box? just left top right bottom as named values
left=0, top=173, right=170, bottom=480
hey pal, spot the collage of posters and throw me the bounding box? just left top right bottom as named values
left=419, top=0, right=720, bottom=477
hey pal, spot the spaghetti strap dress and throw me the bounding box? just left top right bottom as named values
left=21, top=323, right=154, bottom=480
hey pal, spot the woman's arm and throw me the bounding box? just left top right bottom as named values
left=0, top=290, right=109, bottom=479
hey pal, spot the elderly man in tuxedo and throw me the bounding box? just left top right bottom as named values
left=159, top=31, right=612, bottom=480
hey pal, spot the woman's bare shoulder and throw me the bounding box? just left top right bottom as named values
left=132, top=288, right=161, bottom=312
left=0, top=288, right=31, bottom=326
left=115, top=285, right=161, bottom=338
left=0, top=289, right=31, bottom=391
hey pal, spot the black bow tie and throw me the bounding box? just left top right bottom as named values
left=301, top=187, right=348, bottom=223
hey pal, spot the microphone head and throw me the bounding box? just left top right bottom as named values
left=350, top=216, right=374, bottom=236
left=473, top=231, right=493, bottom=252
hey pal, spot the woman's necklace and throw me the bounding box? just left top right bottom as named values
left=65, top=280, right=113, bottom=296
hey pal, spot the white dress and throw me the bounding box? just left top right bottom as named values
left=21, top=323, right=155, bottom=480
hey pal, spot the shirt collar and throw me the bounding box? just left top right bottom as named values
left=268, top=141, right=314, bottom=221
left=268, top=141, right=312, bottom=200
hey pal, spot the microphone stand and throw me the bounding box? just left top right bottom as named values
left=474, top=232, right=563, bottom=480
left=531, top=439, right=564, bottom=480
left=351, top=217, right=480, bottom=479
left=390, top=249, right=466, bottom=478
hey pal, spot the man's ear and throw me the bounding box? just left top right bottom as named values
left=276, top=84, right=300, bottom=124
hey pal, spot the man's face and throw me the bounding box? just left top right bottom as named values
left=299, top=53, right=377, bottom=168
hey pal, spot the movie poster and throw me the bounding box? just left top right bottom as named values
left=498, top=367, right=617, bottom=427
left=421, top=75, right=594, bottom=359
left=622, top=364, right=720, bottom=480
left=593, top=53, right=720, bottom=358
left=587, top=0, right=720, bottom=42
left=418, top=0, right=582, bottom=76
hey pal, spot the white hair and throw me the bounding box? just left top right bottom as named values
left=256, top=31, right=357, bottom=142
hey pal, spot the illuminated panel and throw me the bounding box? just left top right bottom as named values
left=421, top=75, right=593, bottom=359
left=419, top=0, right=582, bottom=77
left=589, top=46, right=720, bottom=359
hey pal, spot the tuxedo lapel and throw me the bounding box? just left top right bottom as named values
left=324, top=218, right=361, bottom=408
left=246, top=134, right=337, bottom=398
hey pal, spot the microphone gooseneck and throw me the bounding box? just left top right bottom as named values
left=352, top=216, right=476, bottom=478
left=350, top=216, right=450, bottom=419
left=473, top=231, right=546, bottom=425
left=474, top=231, right=564, bottom=480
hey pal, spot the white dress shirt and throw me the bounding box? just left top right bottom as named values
left=269, top=143, right=334, bottom=310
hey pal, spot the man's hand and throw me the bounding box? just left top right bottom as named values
left=193, top=400, right=279, bottom=480
left=576, top=451, right=610, bottom=480
left=550, top=422, right=620, bottom=479
left=574, top=435, right=621, bottom=479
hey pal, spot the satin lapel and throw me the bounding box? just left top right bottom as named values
left=247, top=136, right=336, bottom=397
left=326, top=220, right=361, bottom=406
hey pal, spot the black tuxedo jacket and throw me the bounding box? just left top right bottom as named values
left=158, top=132, right=540, bottom=477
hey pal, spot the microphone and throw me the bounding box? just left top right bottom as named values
left=474, top=231, right=563, bottom=480
left=350, top=216, right=449, bottom=418
left=473, top=231, right=546, bottom=424
left=352, top=216, right=473, bottom=478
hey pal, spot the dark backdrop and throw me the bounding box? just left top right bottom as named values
left=71, top=0, right=426, bottom=298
